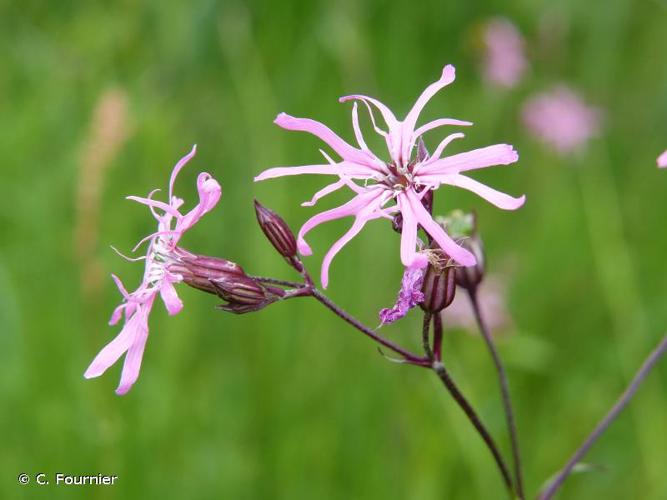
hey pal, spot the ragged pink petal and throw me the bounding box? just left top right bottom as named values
left=320, top=206, right=383, bottom=288
left=297, top=189, right=385, bottom=256
left=339, top=94, right=402, bottom=162
left=420, top=174, right=526, bottom=210
left=255, top=162, right=379, bottom=182
left=351, top=102, right=371, bottom=153
left=396, top=192, right=420, bottom=268
left=417, top=144, right=518, bottom=176
left=160, top=279, right=183, bottom=315
left=412, top=118, right=473, bottom=144
left=168, top=145, right=198, bottom=200
left=111, top=273, right=131, bottom=300
left=114, top=306, right=151, bottom=395
left=431, top=133, right=466, bottom=162
left=401, top=65, right=457, bottom=162
left=275, top=113, right=379, bottom=169
left=177, top=172, right=222, bottom=234
left=85, top=299, right=153, bottom=380
left=405, top=188, right=476, bottom=266
left=127, top=195, right=183, bottom=219
left=301, top=179, right=348, bottom=207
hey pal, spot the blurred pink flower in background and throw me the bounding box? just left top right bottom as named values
left=522, top=86, right=601, bottom=155
left=482, top=18, right=527, bottom=89
left=444, top=275, right=513, bottom=334
left=658, top=150, right=667, bottom=168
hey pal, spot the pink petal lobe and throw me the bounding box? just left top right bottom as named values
left=401, top=65, right=457, bottom=161
left=115, top=310, right=151, bottom=395
left=320, top=215, right=370, bottom=288
left=177, top=172, right=222, bottom=234
left=275, top=113, right=377, bottom=168
left=85, top=298, right=155, bottom=381
left=339, top=94, right=403, bottom=163
left=417, top=144, right=518, bottom=176
left=302, top=179, right=347, bottom=207
left=430, top=133, right=466, bottom=162
left=168, top=145, right=197, bottom=201
left=297, top=189, right=385, bottom=256
left=255, top=163, right=379, bottom=182
left=126, top=196, right=183, bottom=219
left=412, top=118, right=473, bottom=143
left=396, top=192, right=420, bottom=267
left=160, top=280, right=184, bottom=315
left=405, top=189, right=475, bottom=266
left=426, top=174, right=526, bottom=210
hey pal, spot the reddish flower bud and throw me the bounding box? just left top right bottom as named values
left=210, top=275, right=268, bottom=305
left=436, top=210, right=485, bottom=292
left=170, top=248, right=246, bottom=295
left=455, top=235, right=485, bottom=291
left=254, top=199, right=297, bottom=259
left=420, top=261, right=456, bottom=313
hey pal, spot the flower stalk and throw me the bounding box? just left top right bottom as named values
left=468, top=288, right=524, bottom=500
left=539, top=333, right=667, bottom=500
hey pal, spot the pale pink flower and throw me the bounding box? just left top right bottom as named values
left=84, top=146, right=221, bottom=395
left=255, top=65, right=525, bottom=287
left=657, top=150, right=667, bottom=168
left=482, top=18, right=527, bottom=89
left=522, top=86, right=601, bottom=155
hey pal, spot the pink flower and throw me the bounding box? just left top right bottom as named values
left=522, top=86, right=601, bottom=155
left=255, top=65, right=525, bottom=287
left=482, top=18, right=527, bottom=89
left=658, top=150, right=667, bottom=169
left=84, top=146, right=221, bottom=395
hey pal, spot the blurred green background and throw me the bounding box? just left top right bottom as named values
left=1, top=0, right=666, bottom=498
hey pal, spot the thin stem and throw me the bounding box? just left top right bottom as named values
left=539, top=333, right=667, bottom=500
left=433, top=312, right=443, bottom=362
left=309, top=287, right=429, bottom=366
left=468, top=289, right=524, bottom=500
left=432, top=360, right=515, bottom=495
left=422, top=312, right=433, bottom=360
left=423, top=311, right=514, bottom=496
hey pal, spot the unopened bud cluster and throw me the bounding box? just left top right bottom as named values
left=172, top=248, right=283, bottom=314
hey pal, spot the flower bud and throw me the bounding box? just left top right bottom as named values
left=435, top=210, right=485, bottom=291
left=170, top=248, right=246, bottom=295
left=420, top=260, right=456, bottom=313
left=254, top=199, right=297, bottom=259
left=210, top=275, right=269, bottom=305
left=455, top=235, right=485, bottom=291
left=210, top=275, right=284, bottom=314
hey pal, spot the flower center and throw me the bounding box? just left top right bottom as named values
left=145, top=236, right=177, bottom=287
left=385, top=162, right=416, bottom=191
